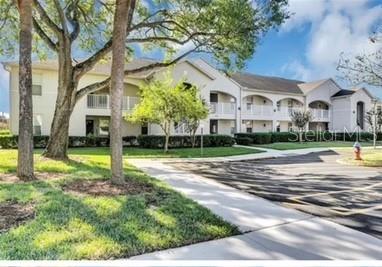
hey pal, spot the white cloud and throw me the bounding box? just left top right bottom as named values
left=281, top=0, right=382, bottom=83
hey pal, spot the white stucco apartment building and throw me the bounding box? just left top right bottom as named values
left=3, top=58, right=378, bottom=137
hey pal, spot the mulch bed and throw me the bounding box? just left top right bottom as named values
left=0, top=201, right=35, bottom=233
left=62, top=179, right=154, bottom=196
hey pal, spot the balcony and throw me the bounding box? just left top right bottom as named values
left=242, top=104, right=274, bottom=120
left=87, top=94, right=139, bottom=111
left=310, top=108, right=330, bottom=121
left=210, top=102, right=236, bottom=119
left=277, top=107, right=303, bottom=120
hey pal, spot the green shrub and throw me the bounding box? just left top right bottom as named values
left=235, top=137, right=253, bottom=146
left=0, top=135, right=137, bottom=149
left=137, top=134, right=234, bottom=148
left=234, top=133, right=272, bottom=144
left=0, top=129, right=11, bottom=136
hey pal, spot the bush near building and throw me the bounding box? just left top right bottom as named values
left=0, top=134, right=234, bottom=149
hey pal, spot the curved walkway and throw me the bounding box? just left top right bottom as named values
left=129, top=148, right=382, bottom=260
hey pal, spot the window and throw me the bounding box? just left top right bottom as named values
left=244, top=120, right=252, bottom=133
left=246, top=102, right=252, bottom=111
left=32, top=85, right=42, bottom=96
left=141, top=123, right=148, bottom=135
left=99, top=119, right=109, bottom=136
left=33, top=115, right=42, bottom=136
left=288, top=100, right=293, bottom=108
left=288, top=122, right=293, bottom=131
left=276, top=121, right=281, bottom=132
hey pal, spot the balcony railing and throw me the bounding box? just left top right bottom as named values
left=310, top=108, right=330, bottom=121
left=210, top=102, right=236, bottom=115
left=87, top=94, right=139, bottom=110
left=243, top=104, right=274, bottom=116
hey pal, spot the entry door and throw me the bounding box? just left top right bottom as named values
left=86, top=119, right=95, bottom=135
left=210, top=120, right=218, bottom=134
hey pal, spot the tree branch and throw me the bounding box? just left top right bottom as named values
left=33, top=0, right=62, bottom=36
left=74, top=0, right=136, bottom=79
left=32, top=17, right=58, bottom=51
left=52, top=0, right=68, bottom=35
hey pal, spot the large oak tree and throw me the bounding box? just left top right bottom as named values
left=109, top=0, right=132, bottom=184
left=17, top=0, right=35, bottom=180
left=1, top=0, right=289, bottom=160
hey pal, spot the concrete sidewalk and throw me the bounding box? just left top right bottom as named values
left=129, top=149, right=382, bottom=260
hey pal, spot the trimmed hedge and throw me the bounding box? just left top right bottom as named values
left=0, top=135, right=138, bottom=149
left=235, top=131, right=378, bottom=145
left=0, top=134, right=233, bottom=149
left=137, top=134, right=234, bottom=149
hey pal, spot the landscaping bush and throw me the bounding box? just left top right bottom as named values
left=137, top=134, right=234, bottom=149
left=235, top=137, right=253, bottom=146
left=0, top=135, right=138, bottom=149
left=234, top=133, right=272, bottom=144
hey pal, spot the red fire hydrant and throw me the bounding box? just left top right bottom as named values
left=353, top=142, right=362, bottom=160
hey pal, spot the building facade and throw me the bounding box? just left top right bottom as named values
left=3, top=58, right=377, bottom=137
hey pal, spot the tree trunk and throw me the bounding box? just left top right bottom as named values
left=164, top=122, right=171, bottom=153
left=110, top=0, right=130, bottom=184
left=17, top=0, right=35, bottom=181
left=299, top=131, right=303, bottom=143
left=42, top=38, right=76, bottom=160
left=191, top=128, right=197, bottom=148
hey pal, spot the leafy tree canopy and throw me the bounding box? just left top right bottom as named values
left=1, top=0, right=289, bottom=70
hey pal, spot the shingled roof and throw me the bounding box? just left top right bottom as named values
left=230, top=72, right=304, bottom=94
left=332, top=89, right=355, bottom=97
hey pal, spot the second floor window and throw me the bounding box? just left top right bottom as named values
left=32, top=85, right=42, bottom=96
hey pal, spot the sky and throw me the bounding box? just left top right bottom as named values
left=1, top=0, right=382, bottom=114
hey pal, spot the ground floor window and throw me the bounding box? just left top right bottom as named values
left=276, top=121, right=281, bottom=132
left=141, top=123, right=148, bottom=135
left=33, top=114, right=42, bottom=136
left=210, top=119, right=218, bottom=134
left=99, top=119, right=109, bottom=136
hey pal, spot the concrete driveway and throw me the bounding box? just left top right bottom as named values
left=170, top=150, right=382, bottom=239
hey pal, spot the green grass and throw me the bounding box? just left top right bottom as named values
left=0, top=149, right=238, bottom=259
left=59, top=146, right=263, bottom=158
left=256, top=141, right=382, bottom=150
left=339, top=148, right=382, bottom=167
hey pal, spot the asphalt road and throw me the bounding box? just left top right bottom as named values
left=170, top=150, right=382, bottom=239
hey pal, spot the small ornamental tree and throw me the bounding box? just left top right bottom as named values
left=183, top=88, right=209, bottom=148
left=365, top=108, right=382, bottom=132
left=290, top=110, right=313, bottom=143
left=365, top=104, right=382, bottom=148
left=127, top=76, right=193, bottom=152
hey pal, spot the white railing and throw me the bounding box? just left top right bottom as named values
left=277, top=107, right=303, bottom=118
left=87, top=94, right=139, bottom=110
left=243, top=104, right=274, bottom=116
left=210, top=102, right=236, bottom=115
left=310, top=108, right=330, bottom=121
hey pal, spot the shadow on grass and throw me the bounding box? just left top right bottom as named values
left=0, top=155, right=237, bottom=259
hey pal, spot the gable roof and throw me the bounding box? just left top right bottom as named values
left=230, top=72, right=304, bottom=94
left=332, top=89, right=355, bottom=97
left=298, top=79, right=330, bottom=94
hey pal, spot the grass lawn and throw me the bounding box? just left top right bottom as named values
left=339, top=148, right=382, bottom=167
left=0, top=149, right=238, bottom=259
left=257, top=141, right=382, bottom=150
left=63, top=146, right=263, bottom=158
